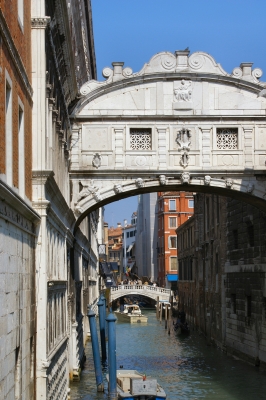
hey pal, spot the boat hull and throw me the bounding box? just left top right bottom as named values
left=107, top=370, right=167, bottom=399
left=115, top=312, right=148, bottom=324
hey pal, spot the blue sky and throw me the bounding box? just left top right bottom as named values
left=91, top=0, right=266, bottom=226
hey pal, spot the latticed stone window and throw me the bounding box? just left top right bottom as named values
left=216, top=128, right=238, bottom=150
left=130, top=128, right=152, bottom=150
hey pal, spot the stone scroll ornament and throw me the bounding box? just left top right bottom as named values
left=180, top=172, right=190, bottom=184
left=176, top=128, right=192, bottom=168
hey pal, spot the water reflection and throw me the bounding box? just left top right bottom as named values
left=70, top=310, right=266, bottom=399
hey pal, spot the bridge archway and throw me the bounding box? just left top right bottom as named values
left=69, top=50, right=266, bottom=230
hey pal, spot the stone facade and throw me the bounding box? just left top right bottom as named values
left=30, top=0, right=99, bottom=398
left=177, top=194, right=266, bottom=369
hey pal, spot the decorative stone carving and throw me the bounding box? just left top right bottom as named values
left=176, top=128, right=192, bottom=151
left=225, top=178, right=234, bottom=188
left=159, top=175, right=167, bottom=185
left=174, top=80, right=192, bottom=102
left=252, top=68, right=263, bottom=81
left=180, top=172, right=190, bottom=184
left=74, top=205, right=84, bottom=215
left=92, top=153, right=102, bottom=169
left=161, top=55, right=176, bottom=70
left=122, top=67, right=133, bottom=77
left=180, top=152, right=190, bottom=167
left=113, top=184, right=123, bottom=194
left=232, top=67, right=243, bottom=78
left=204, top=175, right=211, bottom=185
left=102, top=67, right=113, bottom=80
left=135, top=178, right=144, bottom=188
left=76, top=180, right=101, bottom=203
left=246, top=183, right=254, bottom=193
left=188, top=53, right=205, bottom=70
left=135, top=156, right=147, bottom=167
left=176, top=128, right=192, bottom=168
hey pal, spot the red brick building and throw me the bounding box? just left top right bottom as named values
left=157, top=191, right=194, bottom=288
left=0, top=0, right=33, bottom=199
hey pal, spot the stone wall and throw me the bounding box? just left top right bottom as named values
left=0, top=183, right=39, bottom=399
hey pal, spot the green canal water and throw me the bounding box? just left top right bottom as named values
left=70, top=310, right=266, bottom=399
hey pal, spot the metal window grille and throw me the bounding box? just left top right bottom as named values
left=216, top=128, right=238, bottom=150
left=130, top=128, right=152, bottom=150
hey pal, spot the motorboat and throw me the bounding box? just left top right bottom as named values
left=115, top=304, right=148, bottom=323
left=107, top=369, right=167, bottom=399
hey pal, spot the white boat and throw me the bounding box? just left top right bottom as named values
left=115, top=304, right=148, bottom=323
left=107, top=369, right=167, bottom=399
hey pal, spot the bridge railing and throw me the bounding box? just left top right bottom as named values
left=110, top=285, right=171, bottom=297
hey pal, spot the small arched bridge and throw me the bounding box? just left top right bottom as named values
left=110, top=285, right=171, bottom=303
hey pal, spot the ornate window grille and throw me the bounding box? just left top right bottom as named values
left=130, top=128, right=152, bottom=150
left=216, top=128, right=238, bottom=150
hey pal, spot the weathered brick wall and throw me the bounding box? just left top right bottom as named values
left=0, top=2, right=32, bottom=199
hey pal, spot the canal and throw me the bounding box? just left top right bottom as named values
left=70, top=309, right=266, bottom=399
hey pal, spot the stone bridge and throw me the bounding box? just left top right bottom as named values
left=109, top=285, right=171, bottom=303
left=69, top=50, right=266, bottom=229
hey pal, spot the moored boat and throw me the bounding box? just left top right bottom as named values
left=115, top=304, right=148, bottom=323
left=107, top=369, right=167, bottom=399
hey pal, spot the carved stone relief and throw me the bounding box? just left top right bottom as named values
left=135, top=178, right=144, bottom=188
left=204, top=175, right=211, bottom=185
left=113, top=184, right=123, bottom=194
left=176, top=128, right=192, bottom=168
left=92, top=153, right=102, bottom=169
left=159, top=175, right=167, bottom=185
left=180, top=172, right=190, bottom=184
left=173, top=80, right=193, bottom=110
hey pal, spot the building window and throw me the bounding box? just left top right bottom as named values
left=188, top=199, right=194, bottom=208
left=170, top=257, right=178, bottom=271
left=5, top=72, right=13, bottom=186
left=169, top=236, right=177, bottom=248
left=233, top=230, right=238, bottom=250
left=130, top=231, right=134, bottom=237
left=130, top=128, right=151, bottom=150
left=18, top=99, right=25, bottom=197
left=217, top=128, right=238, bottom=150
left=127, top=232, right=129, bottom=238
left=247, top=225, right=254, bottom=247
left=18, top=0, right=24, bottom=29
left=246, top=295, right=252, bottom=326
left=231, top=293, right=236, bottom=314
left=169, top=217, right=177, bottom=228
left=169, top=200, right=176, bottom=211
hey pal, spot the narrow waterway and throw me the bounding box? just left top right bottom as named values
left=70, top=310, right=266, bottom=399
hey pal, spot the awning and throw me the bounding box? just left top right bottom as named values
left=126, top=261, right=135, bottom=270
left=166, top=274, right=178, bottom=282
left=127, top=243, right=135, bottom=253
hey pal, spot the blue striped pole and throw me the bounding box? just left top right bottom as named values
left=106, top=312, right=117, bottom=399
left=97, top=297, right=107, bottom=362
left=88, top=308, right=104, bottom=392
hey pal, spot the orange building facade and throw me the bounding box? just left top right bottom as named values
left=157, top=191, right=194, bottom=288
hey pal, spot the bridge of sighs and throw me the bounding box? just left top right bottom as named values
left=69, top=50, right=266, bottom=227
